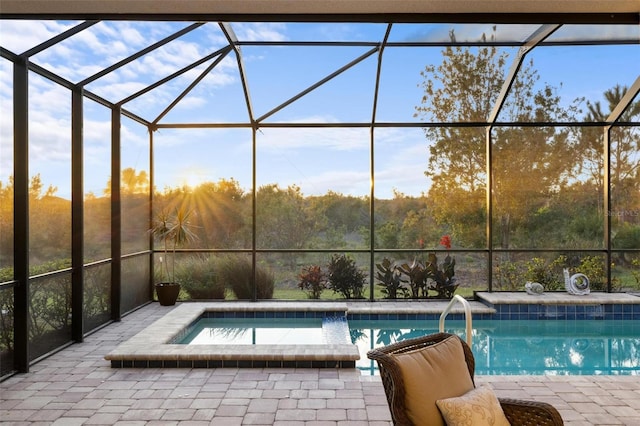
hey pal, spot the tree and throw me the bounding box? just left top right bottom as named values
left=191, top=178, right=248, bottom=249
left=256, top=184, right=317, bottom=268
left=103, top=167, right=149, bottom=195
left=0, top=178, right=14, bottom=268
left=579, top=85, right=640, bottom=222
left=0, top=174, right=71, bottom=266
left=414, top=27, right=579, bottom=249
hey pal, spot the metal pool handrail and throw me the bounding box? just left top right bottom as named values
left=439, top=294, right=473, bottom=346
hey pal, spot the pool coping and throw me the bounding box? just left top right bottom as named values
left=476, top=291, right=640, bottom=305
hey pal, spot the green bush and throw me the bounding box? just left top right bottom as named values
left=396, top=259, right=428, bottom=298
left=83, top=264, right=111, bottom=331
left=523, top=256, right=565, bottom=291
left=578, top=255, right=619, bottom=291
left=219, top=256, right=274, bottom=299
left=0, top=282, right=14, bottom=352
left=327, top=254, right=366, bottom=299
left=1, top=260, right=72, bottom=353
left=493, top=258, right=524, bottom=291
left=375, top=258, right=408, bottom=299
left=177, top=256, right=226, bottom=299
left=612, top=223, right=640, bottom=249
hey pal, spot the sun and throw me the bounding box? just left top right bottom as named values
left=178, top=167, right=210, bottom=189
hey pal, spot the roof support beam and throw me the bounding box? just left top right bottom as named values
left=607, top=75, right=640, bottom=123
left=220, top=22, right=256, bottom=126
left=21, top=20, right=99, bottom=57
left=117, top=46, right=232, bottom=106
left=256, top=46, right=379, bottom=123
left=153, top=49, right=232, bottom=125
left=488, top=24, right=561, bottom=123
left=80, top=22, right=206, bottom=86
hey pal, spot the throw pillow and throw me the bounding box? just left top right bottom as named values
left=394, top=335, right=475, bottom=426
left=436, top=385, right=511, bottom=426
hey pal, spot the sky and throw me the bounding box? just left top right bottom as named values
left=0, top=20, right=638, bottom=199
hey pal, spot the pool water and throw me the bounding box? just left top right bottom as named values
left=175, top=315, right=639, bottom=375
left=350, top=319, right=640, bottom=376
left=175, top=315, right=352, bottom=346
left=177, top=317, right=325, bottom=345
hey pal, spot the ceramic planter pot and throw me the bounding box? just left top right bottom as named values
left=155, top=282, right=180, bottom=306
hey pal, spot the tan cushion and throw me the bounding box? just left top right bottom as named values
left=436, top=385, right=511, bottom=426
left=394, top=335, right=475, bottom=426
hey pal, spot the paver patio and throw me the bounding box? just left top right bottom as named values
left=1, top=302, right=639, bottom=425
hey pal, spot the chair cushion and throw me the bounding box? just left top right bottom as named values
left=394, top=335, right=475, bottom=426
left=436, top=385, right=511, bottom=426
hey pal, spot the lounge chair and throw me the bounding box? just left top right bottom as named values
left=367, top=332, right=564, bottom=426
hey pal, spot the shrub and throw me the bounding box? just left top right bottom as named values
left=327, top=254, right=366, bottom=299
left=524, top=256, right=565, bottom=291
left=612, top=224, right=640, bottom=249
left=219, top=256, right=274, bottom=299
left=375, top=258, right=408, bottom=299
left=177, top=256, right=226, bottom=299
left=493, top=258, right=524, bottom=291
left=397, top=259, right=428, bottom=298
left=631, top=259, right=640, bottom=289
left=0, top=276, right=14, bottom=352
left=83, top=265, right=111, bottom=331
left=27, top=259, right=73, bottom=341
left=578, top=255, right=620, bottom=291
left=298, top=265, right=327, bottom=299
left=424, top=250, right=457, bottom=299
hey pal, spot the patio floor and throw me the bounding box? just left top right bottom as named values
left=2, top=301, right=639, bottom=425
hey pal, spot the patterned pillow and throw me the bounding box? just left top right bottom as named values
left=436, top=385, right=511, bottom=426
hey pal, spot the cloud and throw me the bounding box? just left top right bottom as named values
left=313, top=23, right=373, bottom=41
left=231, top=23, right=288, bottom=42
left=91, top=81, right=150, bottom=103
left=297, top=169, right=371, bottom=196
left=374, top=147, right=432, bottom=197
left=252, top=124, right=432, bottom=197
left=0, top=21, right=77, bottom=54
left=27, top=21, right=157, bottom=82
left=81, top=34, right=239, bottom=109
left=257, top=119, right=370, bottom=151
left=28, top=106, right=73, bottom=169
left=0, top=63, right=13, bottom=178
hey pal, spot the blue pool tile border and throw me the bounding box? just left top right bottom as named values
left=483, top=303, right=640, bottom=321
left=201, top=310, right=342, bottom=319
left=347, top=313, right=468, bottom=321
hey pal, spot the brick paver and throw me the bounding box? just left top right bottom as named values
left=2, top=302, right=639, bottom=425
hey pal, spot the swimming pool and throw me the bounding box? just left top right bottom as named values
left=350, top=319, right=640, bottom=376
left=106, top=298, right=640, bottom=370
left=174, top=313, right=639, bottom=375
